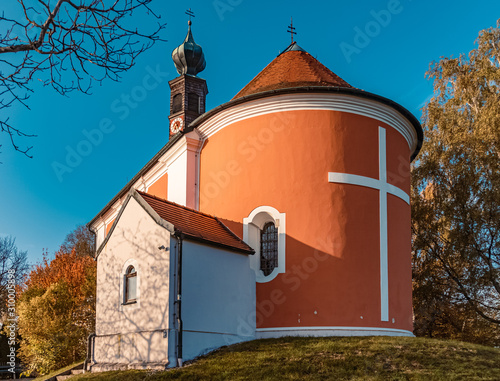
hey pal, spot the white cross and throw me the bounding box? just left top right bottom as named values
left=328, top=126, right=409, bottom=322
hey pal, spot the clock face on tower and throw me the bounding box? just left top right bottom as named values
left=170, top=117, right=184, bottom=134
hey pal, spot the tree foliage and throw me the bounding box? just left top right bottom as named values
left=412, top=20, right=500, bottom=345
left=17, top=226, right=96, bottom=375
left=0, top=0, right=166, bottom=157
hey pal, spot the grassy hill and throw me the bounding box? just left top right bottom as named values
left=68, top=336, right=500, bottom=380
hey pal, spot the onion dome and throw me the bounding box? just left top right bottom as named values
left=172, top=21, right=206, bottom=76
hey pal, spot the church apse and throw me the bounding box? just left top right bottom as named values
left=194, top=88, right=420, bottom=335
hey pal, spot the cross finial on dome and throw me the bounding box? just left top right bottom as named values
left=287, top=17, right=297, bottom=44
left=185, top=8, right=195, bottom=25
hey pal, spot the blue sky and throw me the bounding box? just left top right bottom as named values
left=1, top=0, right=499, bottom=265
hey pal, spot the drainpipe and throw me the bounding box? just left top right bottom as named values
left=174, top=230, right=184, bottom=367
left=86, top=224, right=97, bottom=259
left=84, top=333, right=96, bottom=372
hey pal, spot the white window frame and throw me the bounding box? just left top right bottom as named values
left=119, top=259, right=140, bottom=310
left=243, top=206, right=286, bottom=283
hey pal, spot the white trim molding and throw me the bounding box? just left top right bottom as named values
left=243, top=206, right=286, bottom=283
left=195, top=93, right=419, bottom=154
left=256, top=326, right=414, bottom=338
left=328, top=127, right=409, bottom=323
left=90, top=131, right=203, bottom=240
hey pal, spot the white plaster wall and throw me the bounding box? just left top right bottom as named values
left=167, top=150, right=187, bottom=206
left=181, top=241, right=256, bottom=361
left=95, top=224, right=105, bottom=251
left=95, top=197, right=171, bottom=365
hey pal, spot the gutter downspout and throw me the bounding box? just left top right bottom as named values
left=84, top=333, right=96, bottom=372
left=87, top=223, right=97, bottom=259
left=174, top=230, right=184, bottom=367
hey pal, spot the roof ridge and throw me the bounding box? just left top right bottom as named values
left=304, top=54, right=345, bottom=84
left=213, top=216, right=253, bottom=249
left=233, top=54, right=280, bottom=99
left=136, top=191, right=254, bottom=254
left=137, top=190, right=222, bottom=220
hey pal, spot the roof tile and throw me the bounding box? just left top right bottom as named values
left=137, top=191, right=254, bottom=254
left=233, top=47, right=352, bottom=99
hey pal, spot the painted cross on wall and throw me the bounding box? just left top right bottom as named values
left=328, top=126, right=410, bottom=322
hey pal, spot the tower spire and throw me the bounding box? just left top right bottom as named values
left=168, top=10, right=208, bottom=137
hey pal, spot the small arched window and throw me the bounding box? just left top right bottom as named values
left=124, top=265, right=137, bottom=303
left=172, top=93, right=182, bottom=113
left=260, top=222, right=278, bottom=276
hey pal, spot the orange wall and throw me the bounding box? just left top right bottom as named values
left=105, top=218, right=115, bottom=236
left=199, top=108, right=413, bottom=332
left=147, top=173, right=168, bottom=200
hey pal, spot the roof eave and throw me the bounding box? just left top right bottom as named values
left=190, top=86, right=423, bottom=161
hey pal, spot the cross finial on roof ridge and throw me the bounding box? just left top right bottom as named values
left=287, top=17, right=297, bottom=44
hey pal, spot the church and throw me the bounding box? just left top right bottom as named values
left=86, top=18, right=423, bottom=371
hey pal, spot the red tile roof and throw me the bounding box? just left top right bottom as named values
left=233, top=48, right=352, bottom=100
left=137, top=191, right=254, bottom=254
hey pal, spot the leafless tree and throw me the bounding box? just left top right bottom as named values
left=60, top=224, right=95, bottom=257
left=0, top=236, right=29, bottom=320
left=0, top=0, right=166, bottom=157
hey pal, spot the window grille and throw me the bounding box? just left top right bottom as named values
left=260, top=222, right=278, bottom=276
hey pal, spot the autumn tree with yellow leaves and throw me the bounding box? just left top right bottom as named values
left=17, top=226, right=95, bottom=375
left=412, top=20, right=500, bottom=345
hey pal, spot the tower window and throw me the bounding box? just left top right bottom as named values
left=124, top=265, right=137, bottom=304
left=172, top=94, right=182, bottom=114
left=188, top=93, right=200, bottom=113
left=260, top=222, right=278, bottom=276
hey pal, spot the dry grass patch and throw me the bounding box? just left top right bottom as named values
left=68, top=337, right=500, bottom=381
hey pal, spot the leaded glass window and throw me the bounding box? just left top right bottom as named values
left=260, top=222, right=278, bottom=276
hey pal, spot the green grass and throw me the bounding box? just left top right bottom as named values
left=33, top=360, right=84, bottom=381
left=68, top=337, right=500, bottom=380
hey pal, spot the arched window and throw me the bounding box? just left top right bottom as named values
left=244, top=206, right=286, bottom=283
left=172, top=93, right=182, bottom=113
left=260, top=222, right=278, bottom=276
left=124, top=265, right=137, bottom=303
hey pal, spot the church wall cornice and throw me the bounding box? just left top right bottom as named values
left=191, top=88, right=422, bottom=161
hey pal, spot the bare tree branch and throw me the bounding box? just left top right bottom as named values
left=0, top=0, right=167, bottom=157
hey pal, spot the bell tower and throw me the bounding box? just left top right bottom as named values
left=169, top=17, right=208, bottom=137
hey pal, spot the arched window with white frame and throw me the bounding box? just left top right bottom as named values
left=243, top=206, right=286, bottom=283
left=124, top=265, right=137, bottom=304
